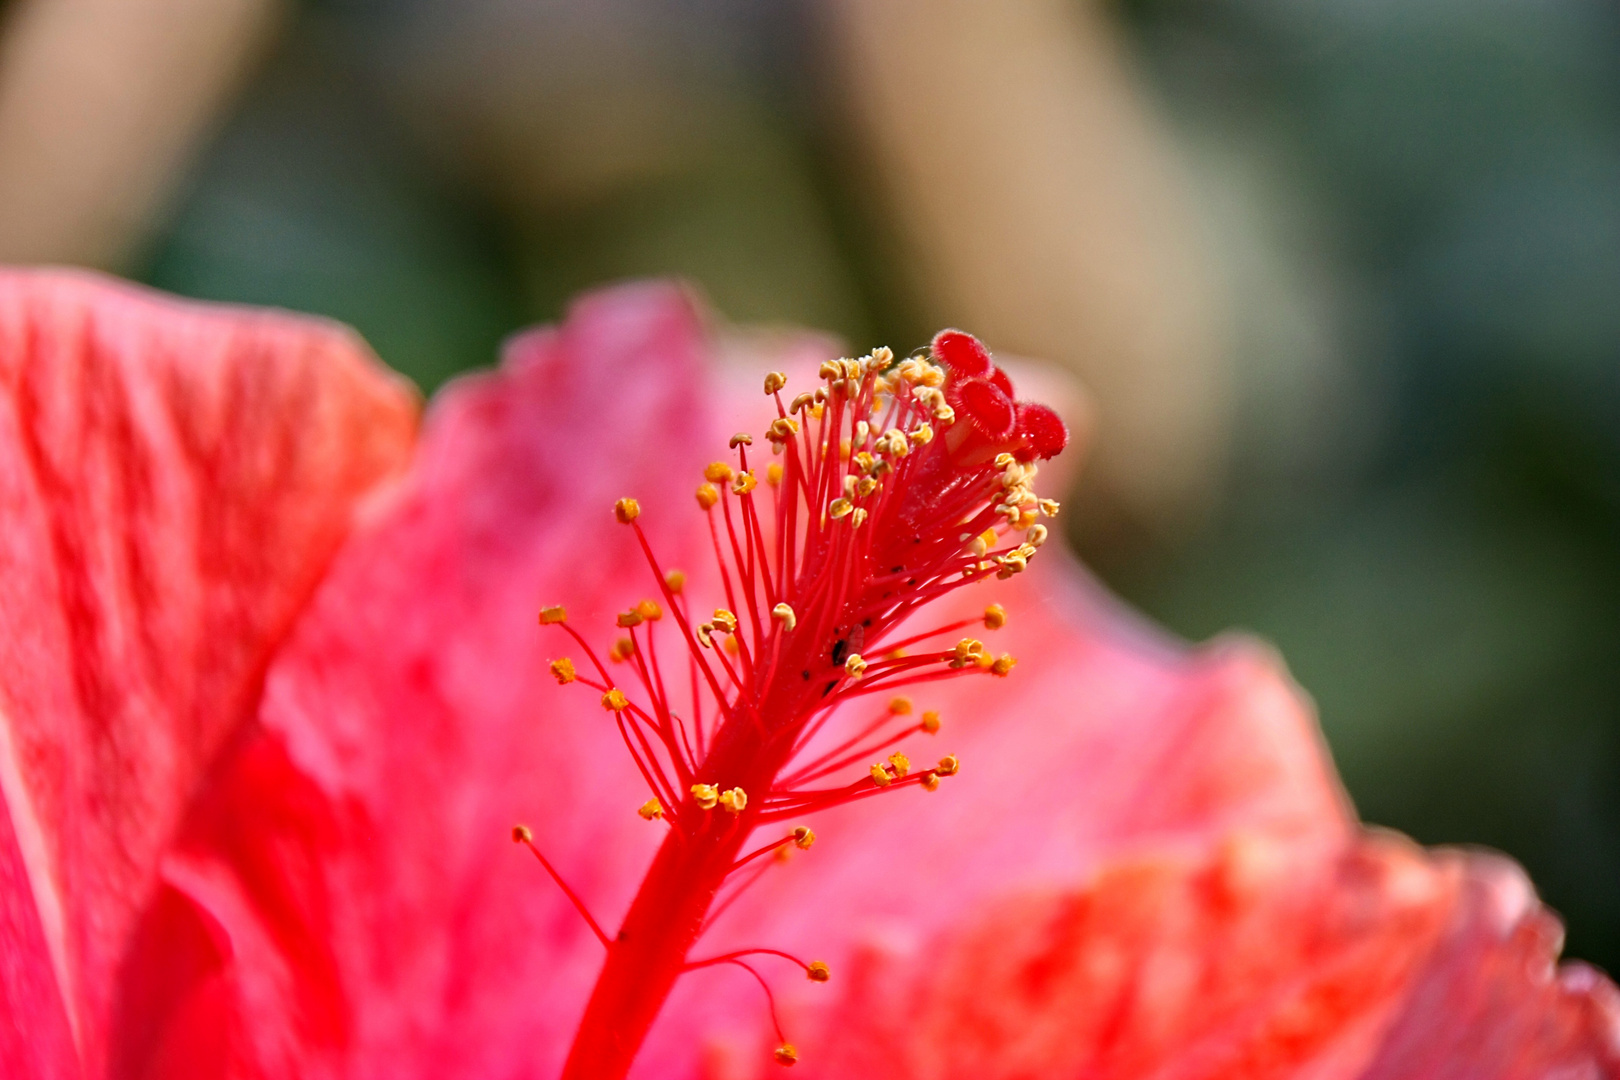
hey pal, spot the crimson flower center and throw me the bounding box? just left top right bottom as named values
left=526, top=331, right=1067, bottom=1077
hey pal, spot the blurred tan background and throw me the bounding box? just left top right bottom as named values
left=1, top=0, right=1615, bottom=970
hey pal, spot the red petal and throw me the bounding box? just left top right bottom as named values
left=799, top=840, right=1620, bottom=1079
left=929, top=330, right=992, bottom=378
left=100, top=286, right=1619, bottom=1079
left=0, top=796, right=78, bottom=1080
left=1356, top=853, right=1620, bottom=1078
left=132, top=283, right=719, bottom=1078
left=0, top=270, right=416, bottom=1077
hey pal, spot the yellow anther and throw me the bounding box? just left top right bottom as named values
left=697, top=623, right=715, bottom=648
left=920, top=710, right=941, bottom=734
left=983, top=603, right=1007, bottom=630
left=512, top=824, right=533, bottom=842
left=549, top=657, right=577, bottom=685
left=995, top=452, right=1016, bottom=468
left=664, top=569, right=686, bottom=594
left=851, top=508, right=868, bottom=529
left=996, top=553, right=1028, bottom=580
left=844, top=653, right=867, bottom=679
left=843, top=474, right=859, bottom=498
left=729, top=432, right=753, bottom=448
left=768, top=417, right=800, bottom=442
left=602, top=688, right=629, bottom=712
left=855, top=421, right=870, bottom=445
left=610, top=637, right=635, bottom=662
left=638, top=798, right=664, bottom=821
left=806, top=960, right=831, bottom=982
left=869, top=762, right=892, bottom=787
left=614, top=497, right=640, bottom=523
left=763, top=371, right=788, bottom=394
left=792, top=825, right=816, bottom=849
left=732, top=471, right=758, bottom=495
left=949, top=638, right=985, bottom=668
left=691, top=783, right=720, bottom=810
left=871, top=345, right=894, bottom=365
left=774, top=1044, right=798, bottom=1067
left=975, top=649, right=995, bottom=669
left=852, top=450, right=876, bottom=474
left=856, top=476, right=879, bottom=497
left=712, top=609, right=738, bottom=634
left=888, top=752, right=911, bottom=777
left=718, top=786, right=748, bottom=813
left=888, top=695, right=913, bottom=715
left=1026, top=524, right=1049, bottom=547
left=1039, top=497, right=1062, bottom=517
left=935, top=403, right=956, bottom=424
left=766, top=462, right=783, bottom=486
left=828, top=497, right=854, bottom=520
left=910, top=422, right=934, bottom=445
left=705, top=461, right=734, bottom=484
left=810, top=402, right=825, bottom=420
left=636, top=598, right=663, bottom=621
left=539, top=605, right=568, bottom=625
left=888, top=647, right=907, bottom=660
left=724, top=635, right=740, bottom=656
left=696, top=482, right=720, bottom=510
left=616, top=609, right=644, bottom=629
left=789, top=391, right=815, bottom=413
left=936, top=755, right=960, bottom=776
left=818, top=359, right=842, bottom=380
left=772, top=602, right=797, bottom=632
left=1016, top=508, right=1040, bottom=531
left=921, top=772, right=941, bottom=791
left=991, top=653, right=1018, bottom=677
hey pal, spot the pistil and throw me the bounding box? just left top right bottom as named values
left=529, top=332, right=1066, bottom=1077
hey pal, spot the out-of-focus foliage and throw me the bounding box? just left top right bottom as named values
left=1111, top=0, right=1620, bottom=969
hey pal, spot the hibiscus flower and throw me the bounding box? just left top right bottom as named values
left=0, top=268, right=1615, bottom=1080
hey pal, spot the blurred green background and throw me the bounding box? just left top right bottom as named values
left=117, top=0, right=1620, bottom=969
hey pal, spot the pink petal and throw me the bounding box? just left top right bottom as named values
left=796, top=839, right=1620, bottom=1080
left=0, top=270, right=417, bottom=1078
left=121, top=280, right=1619, bottom=1079
left=134, top=282, right=722, bottom=1078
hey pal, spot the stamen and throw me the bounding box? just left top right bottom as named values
left=512, top=825, right=611, bottom=947
left=541, top=329, right=1067, bottom=1079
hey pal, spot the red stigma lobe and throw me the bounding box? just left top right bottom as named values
left=533, top=333, right=1067, bottom=1077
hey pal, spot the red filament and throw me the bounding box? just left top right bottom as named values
left=536, top=332, right=1065, bottom=1077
